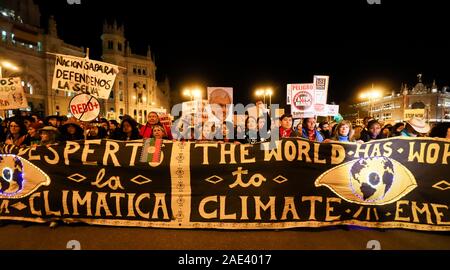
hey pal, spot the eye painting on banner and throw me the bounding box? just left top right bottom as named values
left=0, top=137, right=449, bottom=231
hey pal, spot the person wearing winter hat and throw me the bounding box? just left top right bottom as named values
left=39, top=126, right=60, bottom=146
left=27, top=122, right=44, bottom=146
left=59, top=117, right=84, bottom=141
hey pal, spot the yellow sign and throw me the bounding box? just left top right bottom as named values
left=404, top=109, right=425, bottom=121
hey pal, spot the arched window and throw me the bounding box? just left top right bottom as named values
left=411, top=101, right=426, bottom=109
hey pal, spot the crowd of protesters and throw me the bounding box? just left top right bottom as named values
left=0, top=108, right=449, bottom=148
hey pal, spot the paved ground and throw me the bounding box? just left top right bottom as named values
left=1, top=223, right=450, bottom=250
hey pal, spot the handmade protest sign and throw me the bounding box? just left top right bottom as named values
left=52, top=54, right=119, bottom=99
left=69, top=93, right=101, bottom=121
left=0, top=77, right=28, bottom=110
left=290, top=83, right=315, bottom=119
left=313, top=75, right=329, bottom=113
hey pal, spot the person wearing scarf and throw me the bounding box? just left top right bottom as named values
left=139, top=111, right=173, bottom=139
left=301, top=117, right=324, bottom=142
left=279, top=114, right=298, bottom=138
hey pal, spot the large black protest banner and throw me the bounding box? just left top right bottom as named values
left=0, top=137, right=449, bottom=231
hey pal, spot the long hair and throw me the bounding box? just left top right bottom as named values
left=332, top=120, right=354, bottom=140
left=7, top=119, right=27, bottom=137
left=120, top=118, right=141, bottom=140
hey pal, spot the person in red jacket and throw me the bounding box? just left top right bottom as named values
left=279, top=114, right=299, bottom=138
left=139, top=111, right=173, bottom=139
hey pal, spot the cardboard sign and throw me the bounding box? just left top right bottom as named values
left=69, top=93, right=101, bottom=121
left=290, top=83, right=315, bottom=119
left=0, top=77, right=28, bottom=110
left=316, top=104, right=339, bottom=116
left=404, top=109, right=425, bottom=121
left=159, top=113, right=172, bottom=126
left=52, top=54, right=119, bottom=99
left=313, top=75, right=329, bottom=113
left=287, top=84, right=293, bottom=105
left=207, top=87, right=233, bottom=122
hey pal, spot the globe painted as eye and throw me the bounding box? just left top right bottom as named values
left=2, top=167, right=12, bottom=182
left=350, top=157, right=394, bottom=202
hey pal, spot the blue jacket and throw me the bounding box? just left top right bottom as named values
left=301, top=128, right=324, bottom=142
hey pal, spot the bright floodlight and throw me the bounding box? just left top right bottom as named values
left=1, top=61, right=19, bottom=71
left=192, top=89, right=202, bottom=98
left=183, top=89, right=191, bottom=97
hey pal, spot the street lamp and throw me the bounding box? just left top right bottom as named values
left=360, top=85, right=383, bottom=118
left=255, top=87, right=273, bottom=108
left=183, top=87, right=202, bottom=101
left=0, top=60, right=20, bottom=77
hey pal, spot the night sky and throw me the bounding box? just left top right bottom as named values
left=34, top=0, right=450, bottom=111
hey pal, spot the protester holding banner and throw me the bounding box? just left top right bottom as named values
left=4, top=118, right=29, bottom=147
left=107, top=120, right=119, bottom=137
left=352, top=125, right=364, bottom=140
left=111, top=115, right=142, bottom=141
left=151, top=124, right=169, bottom=140
left=199, top=121, right=217, bottom=141
left=390, top=122, right=405, bottom=137
left=360, top=119, right=385, bottom=142
left=429, top=122, right=450, bottom=139
left=219, top=121, right=240, bottom=144
left=0, top=119, right=7, bottom=142
left=318, top=121, right=331, bottom=139
left=381, top=124, right=393, bottom=138
left=327, top=120, right=356, bottom=142
left=279, top=114, right=298, bottom=139
left=27, top=122, right=44, bottom=146
left=22, top=116, right=35, bottom=130
left=39, top=126, right=60, bottom=146
left=139, top=111, right=173, bottom=140
left=257, top=116, right=271, bottom=141
left=243, top=116, right=260, bottom=144
left=301, top=118, right=324, bottom=142
left=400, top=117, right=430, bottom=137
left=86, top=124, right=108, bottom=140
left=59, top=117, right=84, bottom=141
left=44, top=115, right=61, bottom=128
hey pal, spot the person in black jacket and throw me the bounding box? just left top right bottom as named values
left=59, top=118, right=84, bottom=141
left=110, top=116, right=142, bottom=141
left=360, top=119, right=385, bottom=142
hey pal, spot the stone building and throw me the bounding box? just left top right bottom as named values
left=0, top=0, right=170, bottom=123
left=350, top=74, right=450, bottom=125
